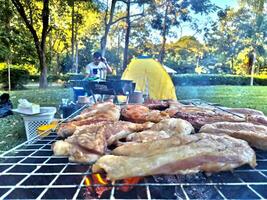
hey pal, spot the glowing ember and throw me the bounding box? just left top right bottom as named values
left=84, top=174, right=142, bottom=198
left=119, top=177, right=142, bottom=192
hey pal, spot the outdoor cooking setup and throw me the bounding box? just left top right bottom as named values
left=1, top=99, right=267, bottom=199
left=70, top=78, right=135, bottom=104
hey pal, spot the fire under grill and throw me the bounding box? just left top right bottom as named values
left=1, top=100, right=267, bottom=199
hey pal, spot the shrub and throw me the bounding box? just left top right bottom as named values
left=0, top=67, right=30, bottom=89
left=29, top=74, right=72, bottom=83
left=29, top=75, right=39, bottom=82
left=171, top=74, right=267, bottom=86
left=0, top=63, right=38, bottom=75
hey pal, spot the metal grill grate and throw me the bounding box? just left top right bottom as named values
left=1, top=134, right=267, bottom=199
left=1, top=100, right=267, bottom=199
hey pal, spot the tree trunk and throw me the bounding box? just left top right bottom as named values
left=100, top=29, right=109, bottom=57
left=122, top=0, right=131, bottom=70
left=4, top=0, right=12, bottom=91
left=101, top=0, right=116, bottom=56
left=117, top=30, right=120, bottom=57
left=11, top=0, right=50, bottom=89
left=74, top=11, right=79, bottom=73
left=39, top=50, right=48, bottom=88
left=56, top=53, right=60, bottom=73
left=158, top=3, right=169, bottom=63
left=49, top=33, right=53, bottom=71
left=71, top=1, right=75, bottom=72
left=75, top=42, right=79, bottom=73
left=39, top=0, right=49, bottom=88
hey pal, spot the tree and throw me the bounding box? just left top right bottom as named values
left=98, top=0, right=134, bottom=57
left=165, top=36, right=206, bottom=73
left=11, top=0, right=50, bottom=88
left=204, top=7, right=266, bottom=75
left=46, top=0, right=100, bottom=74
left=122, top=0, right=148, bottom=70
left=239, top=0, right=266, bottom=83
left=100, top=0, right=117, bottom=56
left=98, top=0, right=146, bottom=70
left=150, top=0, right=217, bottom=63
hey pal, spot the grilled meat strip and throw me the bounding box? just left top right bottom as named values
left=246, top=115, right=267, bottom=127
left=165, top=102, right=216, bottom=117
left=113, top=135, right=192, bottom=157
left=71, top=102, right=120, bottom=121
left=121, top=104, right=169, bottom=123
left=93, top=133, right=256, bottom=180
left=57, top=119, right=110, bottom=138
left=150, top=118, right=194, bottom=134
left=126, top=118, right=194, bottom=143
left=53, top=121, right=155, bottom=163
left=143, top=99, right=170, bottom=110
left=126, top=130, right=171, bottom=142
left=173, top=111, right=245, bottom=130
left=57, top=102, right=121, bottom=138
left=199, top=122, right=267, bottom=150
left=53, top=124, right=106, bottom=163
left=225, top=108, right=264, bottom=116
left=106, top=121, right=154, bottom=145
left=165, top=103, right=267, bottom=128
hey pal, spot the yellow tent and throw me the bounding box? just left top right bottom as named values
left=121, top=56, right=177, bottom=100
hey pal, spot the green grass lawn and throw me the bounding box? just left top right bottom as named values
left=176, top=86, right=267, bottom=114
left=0, top=86, right=73, bottom=153
left=0, top=85, right=267, bottom=153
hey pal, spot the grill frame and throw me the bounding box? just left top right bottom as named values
left=1, top=100, right=267, bottom=199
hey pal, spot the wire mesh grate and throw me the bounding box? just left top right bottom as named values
left=1, top=99, right=267, bottom=199
left=0, top=132, right=267, bottom=199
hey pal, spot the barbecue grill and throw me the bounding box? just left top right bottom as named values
left=71, top=80, right=135, bottom=103
left=1, top=100, right=267, bottom=199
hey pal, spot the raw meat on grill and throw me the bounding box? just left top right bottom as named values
left=57, top=102, right=121, bottom=137
left=126, top=118, right=194, bottom=142
left=53, top=121, right=155, bottom=163
left=121, top=104, right=169, bottom=123
left=167, top=103, right=267, bottom=129
left=173, top=111, right=245, bottom=130
left=108, top=118, right=194, bottom=144
left=143, top=99, right=170, bottom=110
left=150, top=118, right=194, bottom=134
left=71, top=102, right=121, bottom=121
left=113, top=135, right=192, bottom=157
left=165, top=104, right=216, bottom=117
left=92, top=133, right=256, bottom=180
left=106, top=121, right=154, bottom=145
left=57, top=119, right=110, bottom=138
left=53, top=123, right=106, bottom=163
left=199, top=122, right=267, bottom=150
left=104, top=121, right=154, bottom=140
left=225, top=108, right=264, bottom=116
left=126, top=130, right=171, bottom=142
left=246, top=115, right=267, bottom=127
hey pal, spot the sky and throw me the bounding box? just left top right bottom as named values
left=211, top=0, right=238, bottom=9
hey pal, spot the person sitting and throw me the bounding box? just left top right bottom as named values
left=85, top=52, right=112, bottom=80
left=0, top=93, right=13, bottom=118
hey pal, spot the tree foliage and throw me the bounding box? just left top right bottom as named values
left=0, top=0, right=266, bottom=87
left=204, top=6, right=267, bottom=75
